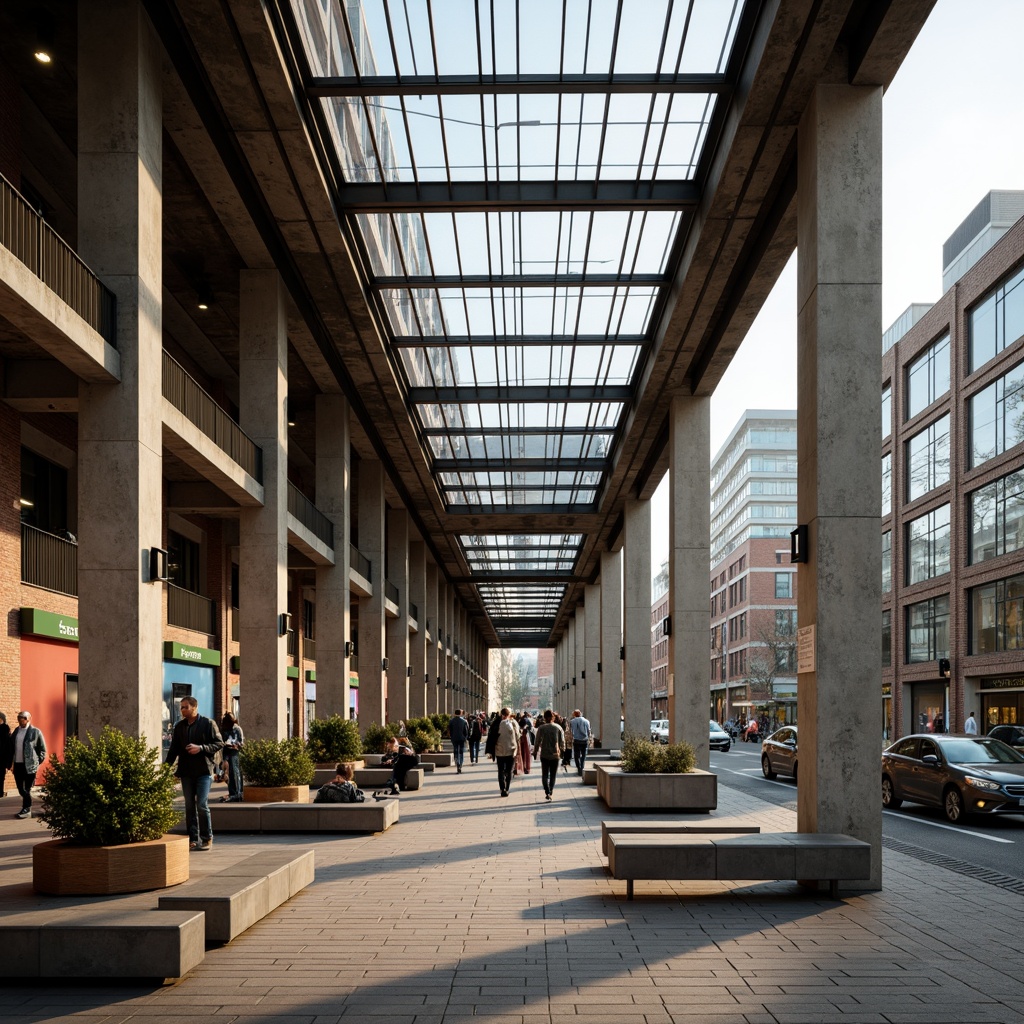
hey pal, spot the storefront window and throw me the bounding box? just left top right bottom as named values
left=970, top=572, right=1024, bottom=653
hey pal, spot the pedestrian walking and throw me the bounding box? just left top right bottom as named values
left=568, top=709, right=592, bottom=775
left=964, top=712, right=978, bottom=735
left=0, top=712, right=13, bottom=799
left=533, top=709, right=565, bottom=801
left=491, top=707, right=520, bottom=797
left=165, top=696, right=223, bottom=851
left=468, top=713, right=483, bottom=763
left=518, top=713, right=534, bottom=774
left=449, top=709, right=470, bottom=772
left=218, top=712, right=244, bottom=801
left=10, top=711, right=46, bottom=819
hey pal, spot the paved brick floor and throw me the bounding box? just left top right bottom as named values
left=2, top=762, right=1023, bottom=1023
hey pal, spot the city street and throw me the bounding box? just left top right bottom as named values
left=711, top=742, right=1024, bottom=883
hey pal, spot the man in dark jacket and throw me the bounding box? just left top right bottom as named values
left=449, top=709, right=470, bottom=773
left=166, top=696, right=223, bottom=851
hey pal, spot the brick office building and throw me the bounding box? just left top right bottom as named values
left=883, top=191, right=1024, bottom=739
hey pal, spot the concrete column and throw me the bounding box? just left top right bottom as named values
left=315, top=394, right=350, bottom=719
left=238, top=270, right=288, bottom=740
left=623, top=500, right=652, bottom=738
left=668, top=395, right=711, bottom=766
left=445, top=587, right=455, bottom=712
left=584, top=584, right=601, bottom=734
left=600, top=551, right=623, bottom=746
left=425, top=559, right=439, bottom=713
left=76, top=1, right=163, bottom=743
left=565, top=617, right=576, bottom=714
left=797, top=82, right=883, bottom=889
left=574, top=606, right=586, bottom=713
left=357, top=460, right=386, bottom=732
left=385, top=507, right=409, bottom=721
left=408, top=541, right=427, bottom=718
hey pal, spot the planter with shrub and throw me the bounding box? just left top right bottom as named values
left=240, top=737, right=315, bottom=803
left=306, top=715, right=363, bottom=768
left=597, top=734, right=717, bottom=811
left=362, top=721, right=400, bottom=753
left=34, top=726, right=187, bottom=895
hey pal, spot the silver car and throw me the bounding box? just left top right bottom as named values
left=881, top=734, right=1024, bottom=823
left=761, top=726, right=798, bottom=780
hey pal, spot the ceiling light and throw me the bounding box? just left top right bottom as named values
left=34, top=50, right=52, bottom=63
left=197, top=283, right=213, bottom=310
left=20, top=498, right=34, bottom=507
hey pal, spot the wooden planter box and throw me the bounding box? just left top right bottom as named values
left=242, top=785, right=309, bottom=803
left=596, top=765, right=718, bottom=811
left=33, top=835, right=189, bottom=895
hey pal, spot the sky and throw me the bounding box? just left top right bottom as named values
left=649, top=0, right=1024, bottom=576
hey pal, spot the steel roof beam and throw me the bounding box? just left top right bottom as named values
left=336, top=179, right=700, bottom=213
left=447, top=502, right=599, bottom=515
left=410, top=384, right=631, bottom=403
left=421, top=424, right=612, bottom=436
left=308, top=72, right=730, bottom=97
left=436, top=457, right=608, bottom=471
left=391, top=333, right=646, bottom=348
left=373, top=273, right=666, bottom=289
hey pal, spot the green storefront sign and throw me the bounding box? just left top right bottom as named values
left=21, top=608, right=79, bottom=643
left=163, top=641, right=221, bottom=667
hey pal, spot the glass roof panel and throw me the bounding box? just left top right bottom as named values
left=426, top=430, right=613, bottom=461
left=415, top=401, right=623, bottom=430
left=459, top=533, right=583, bottom=573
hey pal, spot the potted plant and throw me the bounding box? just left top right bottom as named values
left=34, top=726, right=187, bottom=895
left=239, top=738, right=315, bottom=803
left=405, top=723, right=440, bottom=754
left=362, top=721, right=399, bottom=753
left=306, top=715, right=363, bottom=769
left=596, top=734, right=717, bottom=811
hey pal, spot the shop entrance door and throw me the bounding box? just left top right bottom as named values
left=65, top=673, right=78, bottom=747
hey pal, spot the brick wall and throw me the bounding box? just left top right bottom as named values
left=0, top=403, right=22, bottom=715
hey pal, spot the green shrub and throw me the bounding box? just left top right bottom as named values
left=306, top=715, right=362, bottom=764
left=239, top=737, right=315, bottom=787
left=362, top=721, right=400, bottom=752
left=405, top=725, right=434, bottom=753
left=429, top=713, right=450, bottom=736
left=660, top=740, right=696, bottom=774
left=39, top=726, right=180, bottom=846
left=619, top=733, right=664, bottom=773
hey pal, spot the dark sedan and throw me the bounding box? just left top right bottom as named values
left=988, top=724, right=1024, bottom=754
left=761, top=726, right=798, bottom=781
left=709, top=720, right=731, bottom=752
left=881, top=734, right=1024, bottom=823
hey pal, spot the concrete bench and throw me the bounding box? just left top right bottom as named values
left=353, top=767, right=424, bottom=790
left=336, top=757, right=434, bottom=774
left=211, top=799, right=399, bottom=834
left=0, top=907, right=205, bottom=981
left=600, top=821, right=760, bottom=857
left=607, top=832, right=871, bottom=900
left=158, top=849, right=314, bottom=943
left=419, top=752, right=453, bottom=767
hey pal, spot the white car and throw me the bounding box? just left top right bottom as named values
left=651, top=719, right=669, bottom=743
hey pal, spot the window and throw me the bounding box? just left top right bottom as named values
left=970, top=572, right=1024, bottom=654
left=168, top=530, right=201, bottom=594
left=882, top=609, right=891, bottom=666
left=882, top=385, right=891, bottom=440
left=882, top=531, right=892, bottom=593
left=905, top=504, right=951, bottom=585
left=738, top=577, right=746, bottom=601
left=882, top=453, right=891, bottom=515
left=20, top=447, right=69, bottom=535
left=969, top=263, right=1024, bottom=372
left=905, top=414, right=950, bottom=501
left=906, top=595, right=950, bottom=664
left=906, top=333, right=950, bottom=419
left=970, top=360, right=1024, bottom=467
left=775, top=609, right=797, bottom=636
left=970, top=467, right=1024, bottom=564
left=775, top=572, right=792, bottom=599
left=303, top=600, right=315, bottom=640
left=775, top=645, right=796, bottom=673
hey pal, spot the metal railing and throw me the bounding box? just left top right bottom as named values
left=384, top=579, right=399, bottom=605
left=350, top=544, right=372, bottom=581
left=287, top=483, right=334, bottom=548
left=1, top=172, right=117, bottom=347
left=21, top=523, right=78, bottom=596
left=304, top=637, right=316, bottom=661
left=167, top=583, right=216, bottom=634
left=287, top=630, right=299, bottom=657
left=162, top=351, right=263, bottom=482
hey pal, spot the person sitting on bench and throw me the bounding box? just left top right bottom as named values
left=377, top=736, right=418, bottom=795
left=314, top=762, right=365, bottom=803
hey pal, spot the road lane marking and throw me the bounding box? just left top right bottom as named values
left=882, top=810, right=1015, bottom=843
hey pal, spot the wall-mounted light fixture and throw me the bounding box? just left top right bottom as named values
left=662, top=616, right=671, bottom=637
left=344, top=641, right=355, bottom=657
left=406, top=666, right=413, bottom=677
left=581, top=670, right=586, bottom=680
left=278, top=612, right=292, bottom=636
left=597, top=661, right=602, bottom=673
left=381, top=657, right=389, bottom=672
left=619, top=646, right=625, bottom=661
left=148, top=547, right=170, bottom=583
left=790, top=524, right=809, bottom=564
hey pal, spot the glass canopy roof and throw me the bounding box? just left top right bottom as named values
left=286, top=0, right=749, bottom=644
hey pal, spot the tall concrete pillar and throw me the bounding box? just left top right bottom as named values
left=315, top=393, right=350, bottom=720
left=574, top=606, right=586, bottom=712
left=385, top=508, right=409, bottom=721
left=797, top=82, right=883, bottom=889
left=623, top=500, right=651, bottom=738
left=445, top=587, right=455, bottom=712
left=565, top=617, right=576, bottom=714
left=76, top=1, right=164, bottom=743
left=357, top=460, right=386, bottom=732
left=584, top=584, right=601, bottom=732
left=668, top=395, right=711, bottom=765
left=408, top=541, right=427, bottom=717
left=238, top=270, right=289, bottom=739
left=425, top=559, right=439, bottom=713
left=600, top=550, right=623, bottom=746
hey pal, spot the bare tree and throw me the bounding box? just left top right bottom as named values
left=745, top=613, right=797, bottom=704
left=494, top=649, right=530, bottom=710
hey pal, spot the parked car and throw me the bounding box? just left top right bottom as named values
left=761, top=726, right=798, bottom=780
left=988, top=724, right=1024, bottom=754
left=651, top=719, right=669, bottom=743
left=881, top=734, right=1024, bottom=823
left=709, top=720, right=731, bottom=752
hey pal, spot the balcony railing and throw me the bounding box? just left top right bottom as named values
left=167, top=583, right=216, bottom=634
left=350, top=544, right=371, bottom=581
left=384, top=579, right=399, bottom=605
left=2, top=173, right=118, bottom=347
left=21, top=523, right=78, bottom=597
left=162, top=351, right=263, bottom=482
left=287, top=483, right=334, bottom=549
left=287, top=630, right=298, bottom=657
left=304, top=637, right=316, bottom=662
